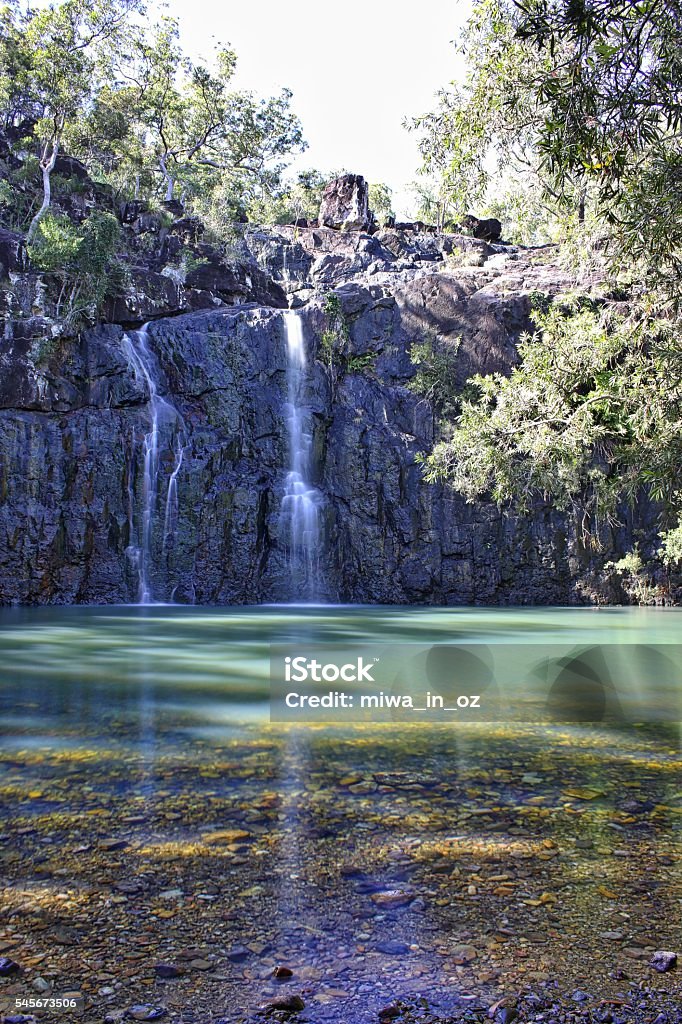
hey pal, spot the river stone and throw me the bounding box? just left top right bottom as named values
left=266, top=994, right=305, bottom=1012
left=650, top=950, right=677, bottom=972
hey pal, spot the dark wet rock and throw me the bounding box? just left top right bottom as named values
left=650, top=950, right=677, bottom=972
left=154, top=964, right=182, bottom=978
left=0, top=956, right=21, bottom=975
left=0, top=228, right=27, bottom=277
left=54, top=154, right=90, bottom=181
left=0, top=221, right=670, bottom=607
left=105, top=269, right=184, bottom=323
left=378, top=1007, right=401, bottom=1021
left=273, top=965, right=293, bottom=978
left=265, top=993, right=305, bottom=1013
left=184, top=250, right=287, bottom=308
left=495, top=1009, right=518, bottom=1024
left=376, top=940, right=410, bottom=954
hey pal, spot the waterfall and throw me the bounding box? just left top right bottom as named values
left=122, top=324, right=186, bottom=604
left=281, top=311, right=323, bottom=598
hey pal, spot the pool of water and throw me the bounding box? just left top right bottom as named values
left=0, top=606, right=680, bottom=1023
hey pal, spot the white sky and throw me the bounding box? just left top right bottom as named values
left=164, top=0, right=472, bottom=216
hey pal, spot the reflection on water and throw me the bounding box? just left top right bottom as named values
left=0, top=606, right=680, bottom=1022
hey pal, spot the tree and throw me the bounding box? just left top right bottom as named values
left=415, top=0, right=682, bottom=567
left=421, top=296, right=682, bottom=547
left=9, top=0, right=143, bottom=241
left=411, top=0, right=682, bottom=260
left=368, top=181, right=395, bottom=224
left=125, top=19, right=305, bottom=204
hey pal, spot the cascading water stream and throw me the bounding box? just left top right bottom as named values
left=281, top=311, right=323, bottom=598
left=122, top=324, right=186, bottom=604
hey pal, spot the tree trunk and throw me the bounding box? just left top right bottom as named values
left=134, top=173, right=140, bottom=200
left=159, top=155, right=174, bottom=201
left=578, top=186, right=586, bottom=224
left=27, top=140, right=59, bottom=243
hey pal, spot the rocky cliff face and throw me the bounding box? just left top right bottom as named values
left=0, top=215, right=654, bottom=605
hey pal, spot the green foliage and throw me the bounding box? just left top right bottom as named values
left=0, top=172, right=33, bottom=231
left=317, top=292, right=377, bottom=379
left=407, top=335, right=461, bottom=420
left=421, top=300, right=682, bottom=546
left=659, top=511, right=682, bottom=568
left=0, top=0, right=307, bottom=236
left=319, top=292, right=349, bottom=369
left=606, top=548, right=664, bottom=606
left=412, top=0, right=682, bottom=570
left=28, top=210, right=121, bottom=325
left=346, top=352, right=375, bottom=374
left=407, top=177, right=457, bottom=230
left=368, top=182, right=395, bottom=224
left=28, top=213, right=83, bottom=272
left=409, top=0, right=682, bottom=274
left=480, top=177, right=560, bottom=245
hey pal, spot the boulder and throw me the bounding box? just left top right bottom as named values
left=53, top=154, right=90, bottom=182
left=318, top=174, right=371, bottom=231
left=184, top=252, right=287, bottom=308
left=461, top=214, right=502, bottom=242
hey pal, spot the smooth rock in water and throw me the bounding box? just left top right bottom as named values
left=318, top=174, right=371, bottom=231
left=266, top=994, right=305, bottom=1012
left=100, top=838, right=129, bottom=851
left=225, top=944, right=250, bottom=962
left=378, top=1007, right=401, bottom=1021
left=376, top=940, right=410, bottom=955
left=126, top=1007, right=167, bottom=1022
left=0, top=956, right=21, bottom=975
left=452, top=944, right=478, bottom=964
left=650, top=950, right=677, bottom=972
left=32, top=976, right=51, bottom=993
left=571, top=990, right=591, bottom=1002
left=154, top=964, right=182, bottom=978
left=370, top=889, right=414, bottom=909
left=189, top=958, right=212, bottom=970
left=53, top=926, right=80, bottom=945
left=273, top=965, right=293, bottom=978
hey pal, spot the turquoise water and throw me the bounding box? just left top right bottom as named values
left=0, top=606, right=680, bottom=1022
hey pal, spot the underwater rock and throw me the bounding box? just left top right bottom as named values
left=650, top=951, right=677, bottom=973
